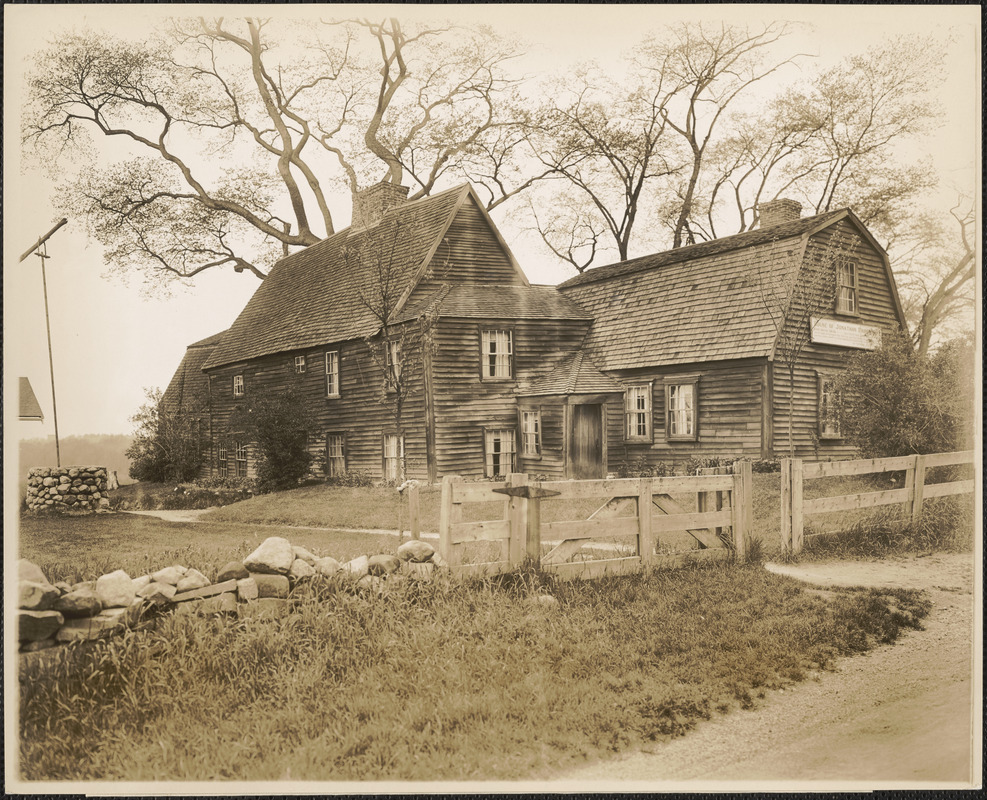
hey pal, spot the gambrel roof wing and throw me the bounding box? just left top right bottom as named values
left=559, top=209, right=904, bottom=371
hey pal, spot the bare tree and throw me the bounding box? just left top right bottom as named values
left=636, top=22, right=805, bottom=248
left=23, top=16, right=537, bottom=288
left=893, top=200, right=976, bottom=355
left=526, top=69, right=678, bottom=264
left=751, top=232, right=858, bottom=457
left=346, top=213, right=441, bottom=481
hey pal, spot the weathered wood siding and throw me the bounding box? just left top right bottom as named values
left=430, top=317, right=591, bottom=479
left=205, top=335, right=430, bottom=481
left=603, top=359, right=768, bottom=471
left=516, top=399, right=567, bottom=479
left=417, top=195, right=522, bottom=287
left=771, top=220, right=904, bottom=458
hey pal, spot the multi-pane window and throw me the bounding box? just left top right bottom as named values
left=233, top=374, right=244, bottom=397
left=666, top=380, right=698, bottom=440
left=481, top=330, right=513, bottom=379
left=521, top=410, right=541, bottom=457
left=484, top=429, right=516, bottom=477
left=386, top=340, right=402, bottom=387
left=326, top=433, right=346, bottom=477
left=217, top=444, right=228, bottom=478
left=836, top=261, right=857, bottom=315
left=325, top=351, right=340, bottom=397
left=294, top=355, right=306, bottom=374
left=383, top=434, right=404, bottom=481
left=624, top=385, right=652, bottom=440
left=234, top=441, right=248, bottom=478
left=818, top=376, right=841, bottom=439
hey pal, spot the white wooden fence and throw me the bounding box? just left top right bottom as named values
left=781, top=450, right=975, bottom=553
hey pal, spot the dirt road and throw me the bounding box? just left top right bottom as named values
left=549, top=552, right=980, bottom=790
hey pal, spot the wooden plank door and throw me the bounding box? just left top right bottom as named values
left=569, top=404, right=604, bottom=479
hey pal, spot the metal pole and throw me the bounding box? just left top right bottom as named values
left=37, top=245, right=61, bottom=467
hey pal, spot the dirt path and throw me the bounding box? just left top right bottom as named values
left=548, top=552, right=979, bottom=789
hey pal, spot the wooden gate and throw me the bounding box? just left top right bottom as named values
left=438, top=462, right=753, bottom=580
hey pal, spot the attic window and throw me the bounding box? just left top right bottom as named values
left=233, top=375, right=244, bottom=397
left=836, top=262, right=858, bottom=316
left=294, top=355, right=306, bottom=374
left=481, top=330, right=513, bottom=379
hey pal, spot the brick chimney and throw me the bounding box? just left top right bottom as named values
left=758, top=198, right=802, bottom=229
left=351, top=181, right=410, bottom=231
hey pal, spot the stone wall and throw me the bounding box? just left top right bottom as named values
left=25, top=465, right=110, bottom=513
left=18, top=537, right=446, bottom=655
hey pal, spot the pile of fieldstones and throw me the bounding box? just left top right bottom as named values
left=18, top=536, right=445, bottom=654
left=25, top=465, right=111, bottom=513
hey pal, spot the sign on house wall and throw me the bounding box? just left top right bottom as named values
left=810, top=317, right=882, bottom=350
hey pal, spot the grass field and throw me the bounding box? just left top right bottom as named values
left=18, top=557, right=930, bottom=781
left=17, top=468, right=970, bottom=781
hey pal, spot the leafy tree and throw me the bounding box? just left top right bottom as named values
left=832, top=329, right=974, bottom=458
left=23, top=16, right=535, bottom=287
left=125, top=388, right=204, bottom=482
left=227, top=387, right=313, bottom=492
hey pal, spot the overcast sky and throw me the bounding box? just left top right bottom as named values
left=3, top=4, right=980, bottom=444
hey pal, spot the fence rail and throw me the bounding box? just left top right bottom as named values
left=437, top=462, right=752, bottom=580
left=781, top=450, right=974, bottom=553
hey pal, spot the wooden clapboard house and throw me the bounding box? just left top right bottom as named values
left=172, top=186, right=906, bottom=483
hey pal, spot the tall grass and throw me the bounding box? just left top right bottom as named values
left=801, top=495, right=974, bottom=559
left=20, top=562, right=929, bottom=782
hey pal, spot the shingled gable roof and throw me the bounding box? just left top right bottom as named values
left=558, top=208, right=886, bottom=371
left=516, top=351, right=623, bottom=397
left=163, top=330, right=226, bottom=409
left=203, top=183, right=515, bottom=370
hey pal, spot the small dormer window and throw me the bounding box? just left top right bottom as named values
left=836, top=262, right=858, bottom=316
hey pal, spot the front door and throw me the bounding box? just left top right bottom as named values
left=569, top=403, right=604, bottom=479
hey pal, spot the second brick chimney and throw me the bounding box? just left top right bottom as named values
left=351, top=181, right=410, bottom=231
left=758, top=198, right=803, bottom=229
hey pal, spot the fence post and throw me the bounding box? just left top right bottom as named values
left=910, top=454, right=926, bottom=524
left=638, top=478, right=654, bottom=566
left=408, top=483, right=420, bottom=540
left=438, top=475, right=454, bottom=561
left=526, top=477, right=541, bottom=565
left=791, top=459, right=804, bottom=555
left=731, top=461, right=752, bottom=562
left=780, top=459, right=792, bottom=552
left=507, top=473, right=527, bottom=565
